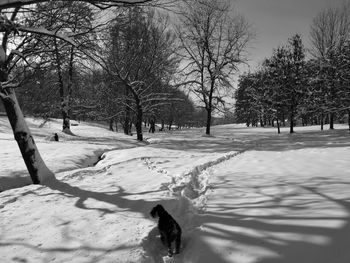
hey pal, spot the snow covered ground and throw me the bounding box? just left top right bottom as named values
left=0, top=117, right=144, bottom=191
left=1, top=116, right=350, bottom=263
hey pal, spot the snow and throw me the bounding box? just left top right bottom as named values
left=1, top=116, right=350, bottom=263
left=0, top=117, right=144, bottom=191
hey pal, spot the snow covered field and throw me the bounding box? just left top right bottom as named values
left=1, top=116, right=350, bottom=263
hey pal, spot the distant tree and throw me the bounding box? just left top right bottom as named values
left=163, top=88, right=195, bottom=130
left=104, top=7, right=178, bottom=141
left=14, top=65, right=60, bottom=117
left=264, top=36, right=307, bottom=134
left=301, top=59, right=329, bottom=130
left=235, top=73, right=259, bottom=127
left=25, top=1, right=97, bottom=134
left=236, top=35, right=307, bottom=134
left=177, top=0, right=253, bottom=135
left=334, top=41, right=350, bottom=130
left=284, top=34, right=307, bottom=133
left=310, top=2, right=350, bottom=129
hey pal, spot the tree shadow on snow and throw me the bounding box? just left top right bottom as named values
left=0, top=172, right=32, bottom=192
left=0, top=239, right=138, bottom=263
left=40, top=174, right=232, bottom=262
left=194, top=177, right=350, bottom=263
left=44, top=177, right=168, bottom=216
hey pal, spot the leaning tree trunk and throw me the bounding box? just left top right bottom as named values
left=276, top=118, right=280, bottom=134
left=1, top=88, right=54, bottom=184
left=0, top=51, right=54, bottom=184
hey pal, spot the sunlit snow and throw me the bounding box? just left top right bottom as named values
left=1, top=117, right=350, bottom=263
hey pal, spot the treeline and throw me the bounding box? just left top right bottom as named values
left=11, top=4, right=207, bottom=140
left=2, top=0, right=233, bottom=186
left=10, top=0, right=252, bottom=140
left=235, top=3, right=350, bottom=133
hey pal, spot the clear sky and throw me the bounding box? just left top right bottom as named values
left=233, top=0, right=345, bottom=71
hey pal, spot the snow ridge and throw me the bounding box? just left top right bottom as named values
left=168, top=150, right=245, bottom=201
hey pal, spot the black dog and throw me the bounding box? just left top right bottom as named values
left=150, top=204, right=182, bottom=257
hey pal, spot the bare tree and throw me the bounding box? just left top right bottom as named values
left=104, top=7, right=178, bottom=141
left=25, top=1, right=97, bottom=134
left=176, top=0, right=253, bottom=135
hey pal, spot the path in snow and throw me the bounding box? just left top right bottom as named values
left=140, top=150, right=247, bottom=263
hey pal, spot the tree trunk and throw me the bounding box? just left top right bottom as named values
left=54, top=38, right=72, bottom=134
left=276, top=118, right=280, bottom=134
left=63, top=46, right=75, bottom=134
left=260, top=115, right=264, bottom=127
left=1, top=88, right=54, bottom=184
left=135, top=98, right=143, bottom=141
left=289, top=110, right=294, bottom=134
left=149, top=118, right=155, bottom=133
left=61, top=99, right=71, bottom=133
left=123, top=86, right=131, bottom=135
left=123, top=117, right=130, bottom=135
left=129, top=119, right=133, bottom=135
left=329, top=112, right=334, bottom=130
left=109, top=118, right=114, bottom=131
left=348, top=110, right=350, bottom=132
left=123, top=106, right=131, bottom=135
left=321, top=112, right=324, bottom=131
left=206, top=107, right=212, bottom=135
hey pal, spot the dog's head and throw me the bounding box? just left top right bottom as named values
left=150, top=204, right=166, bottom=218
